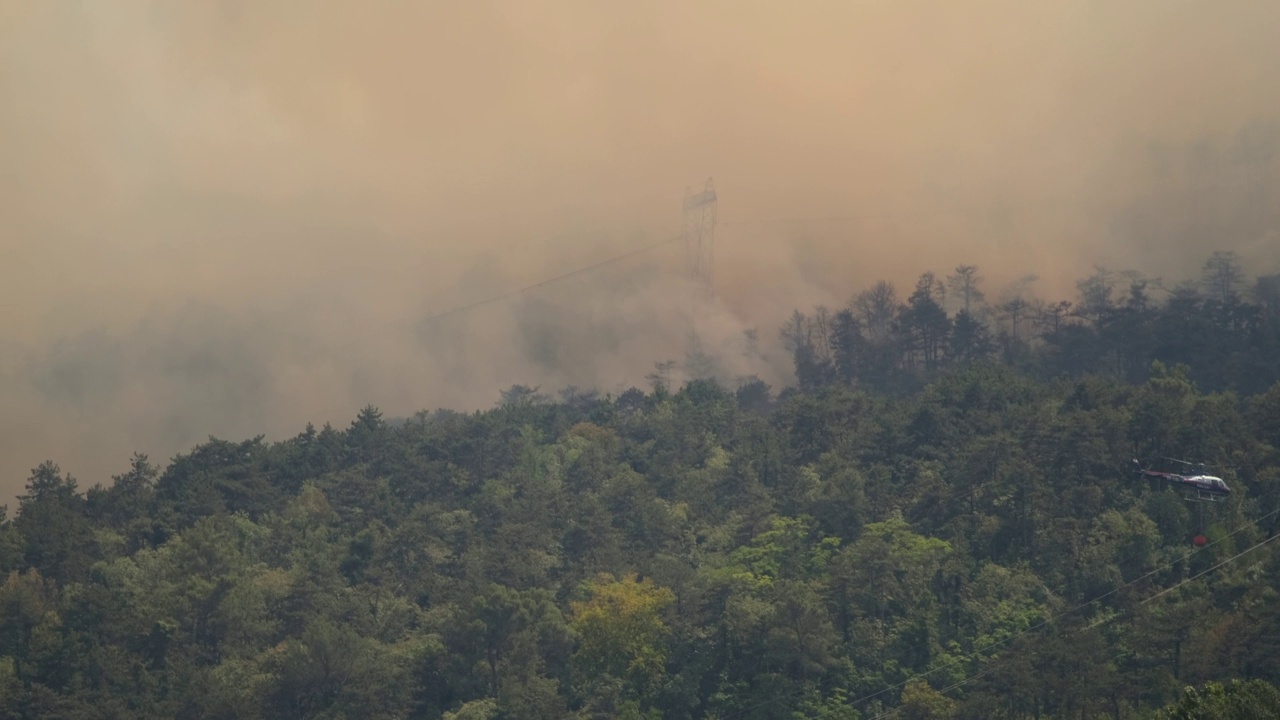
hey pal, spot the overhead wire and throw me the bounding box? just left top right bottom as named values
left=849, top=504, right=1280, bottom=717
left=720, top=214, right=883, bottom=227
left=411, top=206, right=987, bottom=330
left=860, top=477, right=1234, bottom=679
left=413, top=214, right=856, bottom=325
left=416, top=233, right=684, bottom=326
left=323, top=208, right=929, bottom=362
left=412, top=210, right=944, bottom=327
left=719, top=503, right=1280, bottom=720
left=720, top=473, right=1241, bottom=717
left=406, top=191, right=1103, bottom=335
left=864, top=526, right=1280, bottom=720
left=1139, top=530, right=1280, bottom=607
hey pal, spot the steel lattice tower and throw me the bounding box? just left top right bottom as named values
left=682, top=178, right=718, bottom=299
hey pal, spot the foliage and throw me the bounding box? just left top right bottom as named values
left=783, top=254, right=1280, bottom=396
left=1154, top=679, right=1280, bottom=719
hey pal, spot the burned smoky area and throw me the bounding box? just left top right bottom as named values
left=28, top=329, right=126, bottom=408
left=1117, top=121, right=1280, bottom=273
left=17, top=301, right=319, bottom=469
left=30, top=308, right=271, bottom=406
left=510, top=272, right=667, bottom=374
left=512, top=295, right=626, bottom=372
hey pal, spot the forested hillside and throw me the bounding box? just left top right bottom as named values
left=4, top=252, right=1280, bottom=719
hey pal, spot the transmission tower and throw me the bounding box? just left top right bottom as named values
left=682, top=177, right=718, bottom=299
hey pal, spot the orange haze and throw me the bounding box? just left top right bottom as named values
left=2, top=0, right=1279, bottom=500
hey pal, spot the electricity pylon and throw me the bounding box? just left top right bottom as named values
left=682, top=177, right=717, bottom=300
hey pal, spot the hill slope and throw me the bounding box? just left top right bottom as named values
left=4, top=360, right=1280, bottom=719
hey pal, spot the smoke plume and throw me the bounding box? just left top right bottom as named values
left=3, top=0, right=1279, bottom=499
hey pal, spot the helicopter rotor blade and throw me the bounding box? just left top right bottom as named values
left=1162, top=456, right=1224, bottom=471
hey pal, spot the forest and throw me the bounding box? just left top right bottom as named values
left=3, top=250, right=1280, bottom=719
left=773, top=251, right=1280, bottom=398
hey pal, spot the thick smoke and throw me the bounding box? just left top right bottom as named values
left=2, top=1, right=1279, bottom=500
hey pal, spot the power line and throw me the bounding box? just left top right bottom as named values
left=717, top=205, right=992, bottom=227
left=413, top=213, right=898, bottom=328
left=721, top=504, right=1280, bottom=720
left=405, top=210, right=911, bottom=346
left=1140, top=531, right=1280, bottom=607
left=853, top=474, right=1213, bottom=676
left=413, top=211, right=879, bottom=327
left=417, top=233, right=682, bottom=326
left=849, top=507, right=1280, bottom=717
left=409, top=201, right=1095, bottom=329
left=865, top=527, right=1280, bottom=720
left=721, top=213, right=882, bottom=227
left=410, top=205, right=1002, bottom=329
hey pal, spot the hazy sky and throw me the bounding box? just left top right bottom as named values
left=2, top=0, right=1279, bottom=499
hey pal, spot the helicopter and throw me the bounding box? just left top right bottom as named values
left=1132, top=457, right=1231, bottom=502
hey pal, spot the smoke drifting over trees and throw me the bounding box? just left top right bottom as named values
left=3, top=1, right=1280, bottom=497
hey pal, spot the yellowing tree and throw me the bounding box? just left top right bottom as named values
left=569, top=572, right=674, bottom=689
